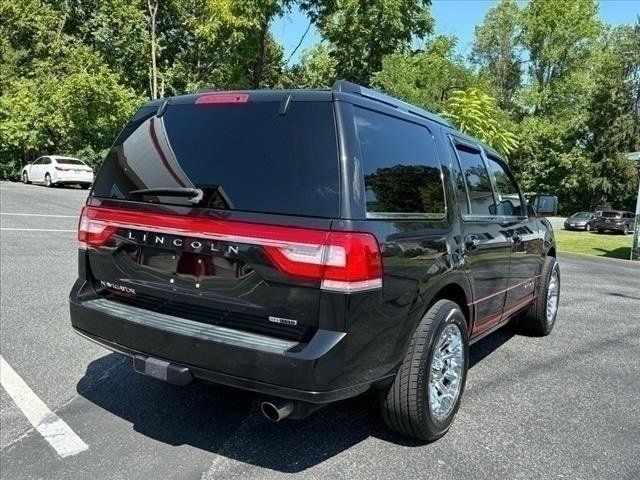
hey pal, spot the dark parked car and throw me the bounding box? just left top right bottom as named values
left=595, top=210, right=636, bottom=234
left=69, top=82, right=560, bottom=442
left=564, top=211, right=597, bottom=231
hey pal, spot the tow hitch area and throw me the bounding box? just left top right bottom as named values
left=133, top=355, right=193, bottom=386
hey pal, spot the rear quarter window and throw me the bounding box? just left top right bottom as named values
left=354, top=107, right=445, bottom=219
left=92, top=100, right=340, bottom=218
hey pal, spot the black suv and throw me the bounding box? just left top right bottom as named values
left=70, top=82, right=560, bottom=441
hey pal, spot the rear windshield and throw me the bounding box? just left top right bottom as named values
left=57, top=158, right=85, bottom=165
left=92, top=101, right=340, bottom=217
left=601, top=211, right=621, bottom=218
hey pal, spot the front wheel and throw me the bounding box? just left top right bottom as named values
left=22, top=171, right=30, bottom=184
left=622, top=225, right=629, bottom=235
left=585, top=223, right=591, bottom=232
left=44, top=173, right=53, bottom=187
left=597, top=229, right=604, bottom=234
left=380, top=300, right=469, bottom=442
left=519, top=257, right=560, bottom=336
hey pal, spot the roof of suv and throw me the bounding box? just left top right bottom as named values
left=145, top=80, right=504, bottom=158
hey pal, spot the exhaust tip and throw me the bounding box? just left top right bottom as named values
left=260, top=400, right=294, bottom=422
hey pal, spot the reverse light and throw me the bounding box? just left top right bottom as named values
left=77, top=206, right=382, bottom=293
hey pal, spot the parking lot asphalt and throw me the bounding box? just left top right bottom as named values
left=1, top=180, right=639, bottom=480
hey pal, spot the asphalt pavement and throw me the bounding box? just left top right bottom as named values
left=1, top=181, right=639, bottom=480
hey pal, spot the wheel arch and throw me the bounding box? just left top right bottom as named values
left=422, top=274, right=472, bottom=332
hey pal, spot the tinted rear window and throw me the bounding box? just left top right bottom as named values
left=57, top=159, right=84, bottom=165
left=601, top=211, right=621, bottom=218
left=92, top=101, right=340, bottom=217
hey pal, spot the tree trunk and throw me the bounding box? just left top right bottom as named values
left=148, top=0, right=159, bottom=100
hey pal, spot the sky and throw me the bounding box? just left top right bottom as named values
left=271, top=0, right=640, bottom=65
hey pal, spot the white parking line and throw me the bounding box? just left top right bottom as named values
left=0, top=228, right=75, bottom=232
left=0, top=213, right=77, bottom=218
left=0, top=355, right=88, bottom=458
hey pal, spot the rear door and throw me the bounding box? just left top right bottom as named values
left=87, top=95, right=341, bottom=340
left=30, top=158, right=43, bottom=181
left=450, top=138, right=511, bottom=336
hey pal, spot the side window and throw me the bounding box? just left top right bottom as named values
left=453, top=143, right=495, bottom=216
left=33, top=158, right=43, bottom=165
left=485, top=156, right=523, bottom=216
left=355, top=107, right=445, bottom=218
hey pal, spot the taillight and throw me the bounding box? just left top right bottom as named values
left=55, top=166, right=70, bottom=171
left=77, top=206, right=117, bottom=249
left=263, top=231, right=382, bottom=293
left=76, top=206, right=383, bottom=293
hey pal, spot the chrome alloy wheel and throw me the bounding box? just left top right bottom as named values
left=428, top=324, right=464, bottom=421
left=546, top=266, right=559, bottom=326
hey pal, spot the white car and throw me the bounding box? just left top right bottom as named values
left=22, top=155, right=94, bottom=188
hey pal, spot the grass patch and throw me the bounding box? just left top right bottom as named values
left=554, top=229, right=633, bottom=260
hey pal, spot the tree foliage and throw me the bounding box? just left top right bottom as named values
left=443, top=88, right=518, bottom=156
left=0, top=0, right=638, bottom=216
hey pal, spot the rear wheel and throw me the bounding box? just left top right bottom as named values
left=519, top=256, right=560, bottom=336
left=44, top=173, right=52, bottom=187
left=22, top=171, right=30, bottom=184
left=597, top=228, right=604, bottom=233
left=380, top=300, right=469, bottom=442
left=622, top=224, right=629, bottom=235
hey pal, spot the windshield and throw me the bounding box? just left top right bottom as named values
left=601, top=211, right=621, bottom=218
left=92, top=101, right=340, bottom=217
left=571, top=212, right=591, bottom=219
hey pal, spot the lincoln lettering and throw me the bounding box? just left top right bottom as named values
left=126, top=230, right=240, bottom=255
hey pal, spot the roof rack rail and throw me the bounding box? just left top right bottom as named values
left=332, top=80, right=452, bottom=127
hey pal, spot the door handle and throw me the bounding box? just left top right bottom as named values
left=464, top=234, right=480, bottom=250
left=511, top=232, right=522, bottom=244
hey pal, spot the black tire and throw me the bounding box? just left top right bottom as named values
left=519, top=256, right=560, bottom=336
left=597, top=229, right=604, bottom=233
left=585, top=223, right=591, bottom=232
left=22, top=171, right=30, bottom=184
left=622, top=225, right=629, bottom=235
left=44, top=173, right=53, bottom=187
left=380, top=299, right=469, bottom=442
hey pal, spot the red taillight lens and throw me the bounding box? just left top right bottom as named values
left=77, top=206, right=383, bottom=292
left=77, top=206, right=117, bottom=249
left=55, top=166, right=70, bottom=171
left=195, top=93, right=249, bottom=105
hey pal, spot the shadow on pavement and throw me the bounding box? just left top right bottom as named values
left=77, top=329, right=514, bottom=473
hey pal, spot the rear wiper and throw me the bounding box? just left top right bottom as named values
left=128, top=187, right=203, bottom=204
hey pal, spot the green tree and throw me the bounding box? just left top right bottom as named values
left=443, top=88, right=517, bottom=156
left=373, top=35, right=477, bottom=112
left=470, top=0, right=522, bottom=109
left=315, top=0, right=434, bottom=85
left=284, top=43, right=337, bottom=87
left=520, top=0, right=601, bottom=115
left=584, top=23, right=640, bottom=209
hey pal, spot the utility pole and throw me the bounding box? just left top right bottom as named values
left=630, top=152, right=640, bottom=261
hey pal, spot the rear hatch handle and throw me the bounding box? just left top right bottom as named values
left=128, top=187, right=204, bottom=204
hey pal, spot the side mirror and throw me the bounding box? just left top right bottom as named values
left=530, top=194, right=558, bottom=216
